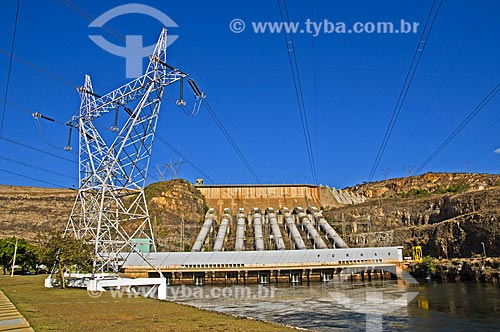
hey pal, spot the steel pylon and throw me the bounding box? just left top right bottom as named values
left=64, top=29, right=189, bottom=273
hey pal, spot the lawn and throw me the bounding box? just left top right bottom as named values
left=0, top=275, right=296, bottom=332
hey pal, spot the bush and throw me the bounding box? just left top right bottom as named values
left=435, top=182, right=470, bottom=194
left=403, top=189, right=430, bottom=199
left=421, top=256, right=435, bottom=274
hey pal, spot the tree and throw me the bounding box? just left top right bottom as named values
left=0, top=237, right=38, bottom=275
left=38, top=233, right=93, bottom=288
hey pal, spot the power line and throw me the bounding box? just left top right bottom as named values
left=310, top=0, right=319, bottom=177
left=6, top=0, right=261, bottom=186
left=5, top=1, right=220, bottom=184
left=57, top=0, right=125, bottom=42
left=155, top=134, right=215, bottom=183
left=14, top=0, right=261, bottom=185
left=202, top=99, right=261, bottom=183
left=0, top=95, right=162, bottom=183
left=0, top=167, right=66, bottom=188
left=434, top=115, right=500, bottom=169
left=0, top=0, right=21, bottom=140
left=367, top=0, right=443, bottom=182
left=390, top=0, right=492, bottom=168
left=277, top=0, right=317, bottom=184
left=0, top=98, right=68, bottom=126
left=1, top=136, right=77, bottom=164
left=0, top=155, right=77, bottom=181
left=0, top=95, right=78, bottom=153
left=1, top=1, right=218, bottom=189
left=0, top=48, right=78, bottom=88
left=415, top=82, right=500, bottom=174
left=0, top=59, right=213, bottom=183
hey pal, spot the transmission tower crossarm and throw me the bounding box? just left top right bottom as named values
left=66, top=30, right=187, bottom=128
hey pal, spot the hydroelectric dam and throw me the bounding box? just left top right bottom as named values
left=122, top=184, right=405, bottom=286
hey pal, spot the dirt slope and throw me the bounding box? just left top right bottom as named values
left=0, top=180, right=205, bottom=251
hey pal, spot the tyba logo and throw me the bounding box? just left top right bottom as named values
left=88, top=3, right=179, bottom=78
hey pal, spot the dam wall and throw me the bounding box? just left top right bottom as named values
left=196, top=184, right=365, bottom=213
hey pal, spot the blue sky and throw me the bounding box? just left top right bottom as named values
left=0, top=0, right=499, bottom=189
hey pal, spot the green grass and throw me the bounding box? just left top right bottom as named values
left=0, top=275, right=295, bottom=332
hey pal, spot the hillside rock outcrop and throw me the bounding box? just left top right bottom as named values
left=347, top=172, right=500, bottom=198
left=326, top=184, right=500, bottom=258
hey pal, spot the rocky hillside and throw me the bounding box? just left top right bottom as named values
left=0, top=180, right=206, bottom=251
left=1, top=173, right=499, bottom=258
left=326, top=173, right=500, bottom=258
left=347, top=172, right=500, bottom=198
left=145, top=179, right=206, bottom=251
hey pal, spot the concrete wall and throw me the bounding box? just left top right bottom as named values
left=197, top=184, right=364, bottom=213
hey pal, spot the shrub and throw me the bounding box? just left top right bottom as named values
left=403, top=189, right=430, bottom=198
left=435, top=182, right=470, bottom=194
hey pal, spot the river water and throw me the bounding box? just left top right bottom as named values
left=168, top=279, right=500, bottom=331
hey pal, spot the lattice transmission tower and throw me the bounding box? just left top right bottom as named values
left=64, top=29, right=204, bottom=274
left=156, top=158, right=186, bottom=180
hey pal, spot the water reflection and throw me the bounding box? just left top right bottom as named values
left=169, top=280, right=500, bottom=331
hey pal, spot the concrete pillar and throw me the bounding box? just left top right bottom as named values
left=259, top=272, right=269, bottom=284
left=194, top=274, right=204, bottom=286
left=158, top=278, right=167, bottom=300
left=396, top=265, right=405, bottom=287
left=291, top=271, right=301, bottom=284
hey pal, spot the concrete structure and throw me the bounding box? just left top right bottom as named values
left=252, top=209, right=265, bottom=251
left=196, top=184, right=366, bottom=213
left=122, top=247, right=404, bottom=285
left=282, top=208, right=307, bottom=250
left=266, top=208, right=286, bottom=250
left=87, top=277, right=167, bottom=300
left=191, top=208, right=216, bottom=252
left=295, top=207, right=328, bottom=249
left=234, top=209, right=246, bottom=251
left=213, top=213, right=230, bottom=252
left=175, top=205, right=406, bottom=286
